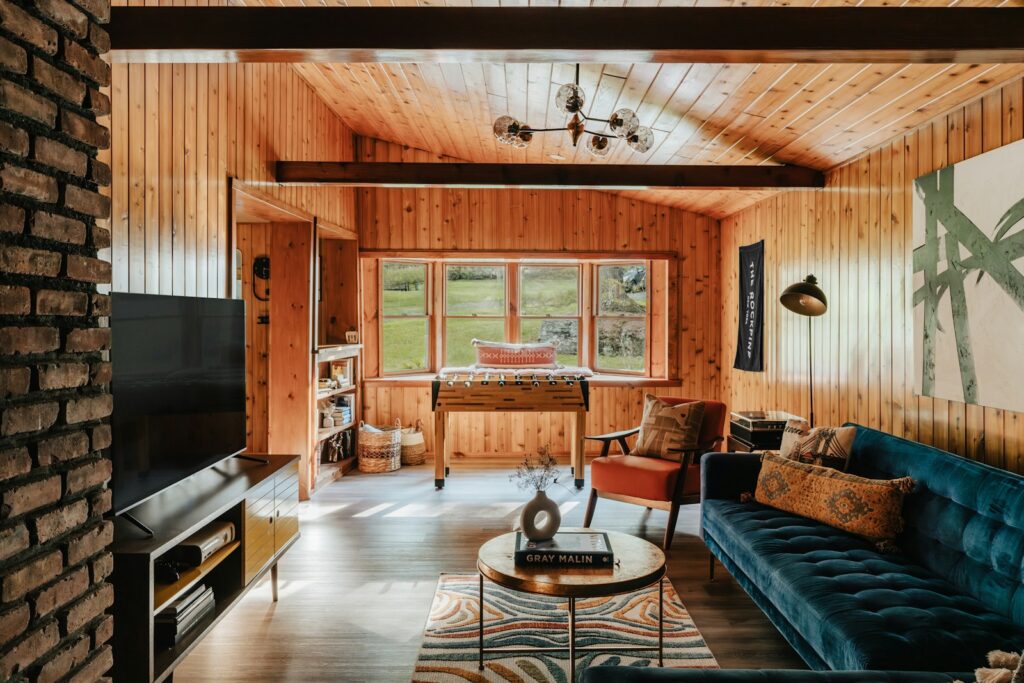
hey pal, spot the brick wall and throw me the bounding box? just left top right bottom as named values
left=0, top=0, right=113, bottom=680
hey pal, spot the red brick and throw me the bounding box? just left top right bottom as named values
left=0, top=284, right=30, bottom=314
left=1, top=401, right=59, bottom=436
left=0, top=1, right=59, bottom=54
left=37, top=633, right=90, bottom=683
left=0, top=603, right=29, bottom=647
left=0, top=80, right=57, bottom=125
left=34, top=567, right=89, bottom=617
left=33, top=58, right=86, bottom=106
left=0, top=35, right=27, bottom=73
left=89, top=362, right=111, bottom=387
left=90, top=423, right=110, bottom=449
left=0, top=120, right=28, bottom=156
left=66, top=521, right=112, bottom=565
left=64, top=393, right=112, bottom=424
left=91, top=613, right=112, bottom=647
left=64, top=185, right=111, bottom=219
left=0, top=365, right=30, bottom=396
left=38, top=361, right=90, bottom=389
left=33, top=210, right=86, bottom=244
left=0, top=445, right=31, bottom=481
left=85, top=22, right=109, bottom=53
left=0, top=164, right=59, bottom=202
left=89, top=293, right=109, bottom=316
left=37, top=0, right=89, bottom=38
left=0, top=245, right=62, bottom=277
left=1, top=475, right=61, bottom=518
left=0, top=202, right=25, bottom=233
left=65, top=327, right=110, bottom=352
left=65, top=458, right=111, bottom=494
left=67, top=644, right=112, bottom=683
left=34, top=135, right=89, bottom=176
left=90, top=552, right=112, bottom=584
left=37, top=430, right=90, bottom=465
left=37, top=289, right=89, bottom=316
left=88, top=158, right=110, bottom=187
left=0, top=621, right=60, bottom=680
left=66, top=254, right=111, bottom=284
left=64, top=584, right=113, bottom=633
left=60, top=108, right=108, bottom=149
left=0, top=326, right=60, bottom=355
left=63, top=39, right=110, bottom=87
left=1, top=550, right=62, bottom=601
left=85, top=87, right=109, bottom=117
left=0, top=524, right=29, bottom=562
left=88, top=487, right=109, bottom=517
left=34, top=499, right=89, bottom=544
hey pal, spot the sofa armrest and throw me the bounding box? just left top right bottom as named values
left=700, top=452, right=762, bottom=502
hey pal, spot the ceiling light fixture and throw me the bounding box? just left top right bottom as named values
left=492, top=65, right=655, bottom=157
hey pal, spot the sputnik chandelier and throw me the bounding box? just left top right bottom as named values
left=492, top=65, right=654, bottom=157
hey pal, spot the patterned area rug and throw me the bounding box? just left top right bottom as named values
left=413, top=573, right=718, bottom=682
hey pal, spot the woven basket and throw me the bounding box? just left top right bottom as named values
left=401, top=420, right=427, bottom=466
left=358, top=419, right=402, bottom=473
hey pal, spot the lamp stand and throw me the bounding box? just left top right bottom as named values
left=808, top=316, right=814, bottom=429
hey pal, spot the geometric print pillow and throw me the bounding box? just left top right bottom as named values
left=755, top=453, right=914, bottom=548
left=633, top=395, right=705, bottom=462
left=779, top=418, right=856, bottom=471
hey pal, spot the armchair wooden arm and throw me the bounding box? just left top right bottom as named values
left=584, top=426, right=640, bottom=457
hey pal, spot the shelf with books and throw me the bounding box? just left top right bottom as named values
left=153, top=541, right=241, bottom=614
left=316, top=384, right=356, bottom=402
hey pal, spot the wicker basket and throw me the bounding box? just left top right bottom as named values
left=401, top=420, right=427, bottom=466
left=358, top=419, right=402, bottom=473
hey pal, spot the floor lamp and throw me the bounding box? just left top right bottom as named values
left=780, top=274, right=828, bottom=428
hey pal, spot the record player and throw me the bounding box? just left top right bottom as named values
left=729, top=410, right=800, bottom=450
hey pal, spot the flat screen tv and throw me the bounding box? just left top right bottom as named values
left=111, top=293, right=246, bottom=514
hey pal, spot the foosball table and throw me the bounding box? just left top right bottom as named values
left=431, top=368, right=591, bottom=490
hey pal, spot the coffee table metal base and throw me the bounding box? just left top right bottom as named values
left=477, top=571, right=666, bottom=681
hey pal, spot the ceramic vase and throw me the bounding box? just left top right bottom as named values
left=520, top=489, right=561, bottom=541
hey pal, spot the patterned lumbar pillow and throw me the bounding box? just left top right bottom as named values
left=754, top=453, right=914, bottom=549
left=779, top=418, right=856, bottom=471
left=633, top=395, right=705, bottom=461
left=472, top=339, right=558, bottom=369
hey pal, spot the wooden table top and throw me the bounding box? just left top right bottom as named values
left=477, top=528, right=666, bottom=598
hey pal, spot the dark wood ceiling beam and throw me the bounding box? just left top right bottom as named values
left=109, top=7, right=1024, bottom=64
left=274, top=162, right=825, bottom=190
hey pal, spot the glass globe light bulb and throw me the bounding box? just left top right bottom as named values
left=609, top=108, right=640, bottom=139
left=587, top=135, right=611, bottom=158
left=627, top=126, right=654, bottom=153
left=493, top=115, right=521, bottom=145
left=512, top=125, right=533, bottom=148
left=555, top=84, right=586, bottom=115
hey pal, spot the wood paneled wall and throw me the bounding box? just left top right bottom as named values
left=357, top=139, right=721, bottom=457
left=105, top=60, right=355, bottom=298
left=721, top=76, right=1024, bottom=475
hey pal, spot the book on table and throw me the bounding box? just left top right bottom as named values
left=514, top=531, right=614, bottom=568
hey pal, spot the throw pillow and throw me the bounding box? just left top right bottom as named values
left=634, top=396, right=705, bottom=461
left=754, top=453, right=914, bottom=548
left=472, top=339, right=558, bottom=369
left=779, top=418, right=856, bottom=471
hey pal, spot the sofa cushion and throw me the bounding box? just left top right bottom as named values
left=702, top=498, right=1024, bottom=672
left=581, top=669, right=969, bottom=683
left=591, top=455, right=700, bottom=501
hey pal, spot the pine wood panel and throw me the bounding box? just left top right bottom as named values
left=720, top=75, right=1024, bottom=475
left=238, top=222, right=271, bottom=455
left=105, top=57, right=356, bottom=299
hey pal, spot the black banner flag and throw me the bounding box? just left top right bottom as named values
left=733, top=240, right=764, bottom=372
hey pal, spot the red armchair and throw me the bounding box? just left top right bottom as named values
left=582, top=397, right=727, bottom=549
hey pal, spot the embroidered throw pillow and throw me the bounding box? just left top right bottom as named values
left=754, top=453, right=914, bottom=549
left=634, top=396, right=705, bottom=461
left=779, top=418, right=856, bottom=471
left=472, top=339, right=558, bottom=369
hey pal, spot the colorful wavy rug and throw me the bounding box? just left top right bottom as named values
left=413, top=573, right=718, bottom=682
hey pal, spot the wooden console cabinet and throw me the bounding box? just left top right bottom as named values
left=112, top=455, right=300, bottom=682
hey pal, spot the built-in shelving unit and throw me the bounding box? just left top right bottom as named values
left=312, top=344, right=362, bottom=492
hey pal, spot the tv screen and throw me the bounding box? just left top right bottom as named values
left=111, top=293, right=246, bottom=514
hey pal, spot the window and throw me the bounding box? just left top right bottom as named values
left=595, top=263, right=648, bottom=373
left=444, top=265, right=506, bottom=366
left=377, top=258, right=659, bottom=376
left=381, top=261, right=430, bottom=373
left=519, top=265, right=580, bottom=366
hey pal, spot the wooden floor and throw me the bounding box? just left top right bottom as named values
left=175, top=460, right=805, bottom=682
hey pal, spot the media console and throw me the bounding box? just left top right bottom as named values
left=112, top=454, right=299, bottom=682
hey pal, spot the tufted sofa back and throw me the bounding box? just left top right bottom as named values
left=845, top=424, right=1024, bottom=628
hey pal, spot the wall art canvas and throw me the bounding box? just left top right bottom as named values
left=912, top=136, right=1024, bottom=413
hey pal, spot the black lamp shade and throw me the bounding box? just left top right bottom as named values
left=780, top=274, right=827, bottom=317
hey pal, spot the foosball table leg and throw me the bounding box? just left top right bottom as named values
left=571, top=410, right=587, bottom=490
left=434, top=410, right=447, bottom=490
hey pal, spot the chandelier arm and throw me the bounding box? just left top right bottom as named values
left=525, top=127, right=569, bottom=133
left=579, top=112, right=611, bottom=124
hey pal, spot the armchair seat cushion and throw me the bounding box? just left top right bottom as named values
left=702, top=499, right=1024, bottom=672
left=591, top=455, right=700, bottom=502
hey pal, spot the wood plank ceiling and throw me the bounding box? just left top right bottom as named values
left=240, top=0, right=1024, bottom=219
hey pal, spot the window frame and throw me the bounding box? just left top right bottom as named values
left=592, top=261, right=651, bottom=376
left=441, top=263, right=509, bottom=367
left=516, top=263, right=583, bottom=368
left=379, top=259, right=433, bottom=375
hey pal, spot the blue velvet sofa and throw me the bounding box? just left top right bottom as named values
left=581, top=670, right=969, bottom=683
left=699, top=425, right=1024, bottom=673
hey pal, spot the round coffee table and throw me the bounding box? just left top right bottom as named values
left=476, top=528, right=667, bottom=681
